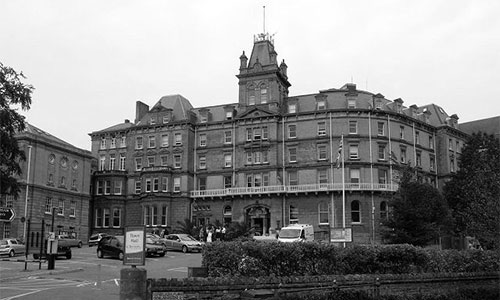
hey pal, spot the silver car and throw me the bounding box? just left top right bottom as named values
left=0, top=238, right=26, bottom=257
left=164, top=234, right=203, bottom=253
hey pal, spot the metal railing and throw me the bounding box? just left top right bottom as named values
left=190, top=183, right=398, bottom=198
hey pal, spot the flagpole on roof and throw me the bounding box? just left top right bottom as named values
left=341, top=133, right=346, bottom=248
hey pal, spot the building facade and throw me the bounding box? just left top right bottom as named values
left=1, top=124, right=94, bottom=242
left=89, top=33, right=468, bottom=244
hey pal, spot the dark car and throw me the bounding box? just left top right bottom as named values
left=97, top=235, right=124, bottom=260
left=88, top=233, right=109, bottom=247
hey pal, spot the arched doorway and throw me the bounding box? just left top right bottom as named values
left=246, top=206, right=270, bottom=236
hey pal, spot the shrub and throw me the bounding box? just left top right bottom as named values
left=202, top=241, right=500, bottom=277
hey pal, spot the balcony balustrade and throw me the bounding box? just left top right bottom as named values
left=190, top=182, right=398, bottom=198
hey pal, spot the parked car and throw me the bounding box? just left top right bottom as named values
left=146, top=236, right=166, bottom=257
left=57, top=235, right=83, bottom=248
left=97, top=235, right=124, bottom=260
left=164, top=234, right=203, bottom=253
left=88, top=233, right=109, bottom=247
left=0, top=238, right=26, bottom=257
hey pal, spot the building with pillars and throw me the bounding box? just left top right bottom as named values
left=89, top=33, right=468, bottom=244
left=1, top=123, right=93, bottom=242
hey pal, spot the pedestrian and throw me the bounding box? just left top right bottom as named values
left=199, top=226, right=205, bottom=242
left=206, top=226, right=213, bottom=243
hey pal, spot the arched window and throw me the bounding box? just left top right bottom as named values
left=318, top=202, right=329, bottom=225
left=380, top=201, right=388, bottom=221
left=351, top=200, right=361, bottom=223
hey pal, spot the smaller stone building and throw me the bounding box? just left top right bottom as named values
left=0, top=123, right=94, bottom=243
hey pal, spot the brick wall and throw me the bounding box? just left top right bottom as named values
left=146, top=272, right=499, bottom=299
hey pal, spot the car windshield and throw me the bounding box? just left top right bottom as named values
left=179, top=235, right=197, bottom=241
left=115, top=236, right=124, bottom=244
left=279, top=229, right=301, bottom=238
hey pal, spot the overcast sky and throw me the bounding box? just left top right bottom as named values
left=2, top=0, right=499, bottom=150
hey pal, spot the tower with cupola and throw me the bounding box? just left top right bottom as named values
left=236, top=33, right=291, bottom=113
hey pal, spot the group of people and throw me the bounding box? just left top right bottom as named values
left=198, top=225, right=226, bottom=243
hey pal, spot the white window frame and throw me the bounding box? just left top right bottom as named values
left=288, top=124, right=297, bottom=139
left=69, top=201, right=76, bottom=217
left=317, top=122, right=327, bottom=136
left=148, top=136, right=156, bottom=148
left=135, top=180, right=142, bottom=194
left=224, top=131, right=232, bottom=144
left=288, top=147, right=297, bottom=163
left=119, top=154, right=126, bottom=171
left=318, top=145, right=327, bottom=161
left=135, top=158, right=143, bottom=171
left=174, top=155, right=181, bottom=168
left=114, top=181, right=122, bottom=195
left=173, top=177, right=181, bottom=192
left=349, top=144, right=359, bottom=159
left=349, top=121, right=358, bottom=134
left=199, top=133, right=207, bottom=147
left=319, top=202, right=329, bottom=225
left=174, top=133, right=182, bottom=145
left=136, top=136, right=143, bottom=149
left=224, top=153, right=232, bottom=168
left=161, top=134, right=169, bottom=147
left=199, top=155, right=206, bottom=169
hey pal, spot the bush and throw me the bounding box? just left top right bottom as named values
left=202, top=241, right=500, bottom=277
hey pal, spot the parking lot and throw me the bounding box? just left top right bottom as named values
left=0, top=244, right=203, bottom=299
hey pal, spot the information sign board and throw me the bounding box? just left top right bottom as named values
left=330, top=227, right=353, bottom=243
left=124, top=226, right=145, bottom=266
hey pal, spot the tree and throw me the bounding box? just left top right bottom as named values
left=382, top=166, right=452, bottom=246
left=444, top=132, right=500, bottom=250
left=0, top=62, right=34, bottom=197
left=175, top=218, right=197, bottom=236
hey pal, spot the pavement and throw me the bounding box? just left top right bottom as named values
left=0, top=257, right=83, bottom=282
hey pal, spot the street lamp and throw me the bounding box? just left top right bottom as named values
left=23, top=145, right=32, bottom=241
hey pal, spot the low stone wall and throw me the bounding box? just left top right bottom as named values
left=146, top=272, right=499, bottom=300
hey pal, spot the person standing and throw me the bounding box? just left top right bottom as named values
left=206, top=227, right=213, bottom=243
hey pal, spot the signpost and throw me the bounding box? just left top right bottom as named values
left=0, top=207, right=15, bottom=222
left=124, top=226, right=146, bottom=266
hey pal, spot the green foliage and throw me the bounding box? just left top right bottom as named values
left=0, top=62, right=34, bottom=197
left=202, top=241, right=500, bottom=277
left=174, top=218, right=197, bottom=236
left=223, top=221, right=254, bottom=241
left=278, top=288, right=499, bottom=300
left=444, top=132, right=500, bottom=250
left=383, top=166, right=452, bottom=246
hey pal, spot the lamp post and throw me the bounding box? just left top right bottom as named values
left=23, top=145, right=32, bottom=241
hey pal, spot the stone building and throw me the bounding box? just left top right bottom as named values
left=89, top=33, right=468, bottom=244
left=1, top=123, right=93, bottom=242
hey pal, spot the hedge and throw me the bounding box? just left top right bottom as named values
left=201, top=241, right=500, bottom=277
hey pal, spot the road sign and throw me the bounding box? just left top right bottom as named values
left=0, top=207, right=15, bottom=222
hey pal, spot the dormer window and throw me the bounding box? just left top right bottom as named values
left=162, top=115, right=170, bottom=124
left=347, top=99, right=356, bottom=109
left=225, top=111, right=233, bottom=120
left=150, top=117, right=156, bottom=125
left=288, top=103, right=297, bottom=114
left=317, top=100, right=326, bottom=110
left=200, top=114, right=207, bottom=123
left=100, top=137, right=106, bottom=150
left=375, top=99, right=383, bottom=109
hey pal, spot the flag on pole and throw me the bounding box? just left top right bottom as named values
left=335, top=139, right=343, bottom=168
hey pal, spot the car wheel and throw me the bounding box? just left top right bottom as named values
left=66, top=252, right=72, bottom=259
left=182, top=246, right=188, bottom=253
left=9, top=250, right=15, bottom=257
left=78, top=242, right=82, bottom=248
left=118, top=252, right=124, bottom=260
left=159, top=252, right=165, bottom=257
left=97, top=249, right=103, bottom=258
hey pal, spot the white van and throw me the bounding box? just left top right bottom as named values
left=277, top=224, right=314, bottom=243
